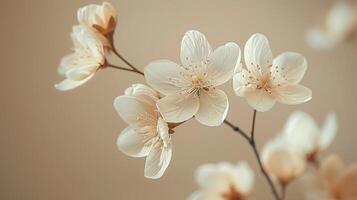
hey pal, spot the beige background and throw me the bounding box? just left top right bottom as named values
left=1, top=0, right=357, bottom=199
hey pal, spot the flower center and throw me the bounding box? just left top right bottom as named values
left=191, top=75, right=204, bottom=86
left=221, top=186, right=245, bottom=200
left=257, top=74, right=273, bottom=93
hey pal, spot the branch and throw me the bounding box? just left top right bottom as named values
left=111, top=48, right=144, bottom=75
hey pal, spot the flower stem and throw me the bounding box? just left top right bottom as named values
left=107, top=64, right=144, bottom=75
left=112, top=48, right=144, bottom=75
left=224, top=110, right=280, bottom=200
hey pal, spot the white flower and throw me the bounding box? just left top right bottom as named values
left=303, top=155, right=357, bottom=200
left=145, top=30, right=240, bottom=126
left=233, top=33, right=312, bottom=112
left=306, top=1, right=357, bottom=50
left=77, top=1, right=117, bottom=47
left=55, top=25, right=105, bottom=91
left=114, top=84, right=172, bottom=179
left=188, top=161, right=254, bottom=200
left=261, top=136, right=306, bottom=184
left=283, top=111, right=337, bottom=162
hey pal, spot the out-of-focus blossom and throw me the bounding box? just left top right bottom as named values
left=261, top=135, right=306, bottom=185
left=307, top=1, right=357, bottom=50
left=77, top=2, right=118, bottom=47
left=283, top=111, right=337, bottom=164
left=145, top=30, right=240, bottom=126
left=188, top=161, right=254, bottom=200
left=304, top=155, right=357, bottom=200
left=114, top=84, right=172, bottom=179
left=55, top=25, right=105, bottom=91
left=233, top=33, right=311, bottom=112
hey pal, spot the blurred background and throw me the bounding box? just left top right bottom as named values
left=1, top=0, right=356, bottom=199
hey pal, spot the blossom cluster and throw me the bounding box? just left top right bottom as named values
left=55, top=2, right=357, bottom=200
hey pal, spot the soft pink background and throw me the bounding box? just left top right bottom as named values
left=1, top=0, right=356, bottom=199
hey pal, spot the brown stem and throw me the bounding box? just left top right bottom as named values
left=224, top=110, right=280, bottom=200
left=107, top=64, right=144, bottom=76
left=280, top=182, right=288, bottom=200
left=112, top=48, right=144, bottom=75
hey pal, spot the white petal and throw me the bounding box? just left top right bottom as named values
left=245, top=88, right=276, bottom=112
left=273, top=84, right=312, bottom=105
left=144, top=142, right=172, bottom=179
left=195, top=89, right=228, bottom=126
left=144, top=59, right=183, bottom=95
left=156, top=93, right=199, bottom=123
left=271, top=52, right=307, bottom=84
left=195, top=162, right=232, bottom=189
left=116, top=126, right=152, bottom=157
left=306, top=29, right=336, bottom=50
left=244, top=33, right=273, bottom=78
left=234, top=161, right=254, bottom=195
left=283, top=111, right=319, bottom=154
left=232, top=69, right=250, bottom=97
left=207, top=42, right=240, bottom=86
left=319, top=113, right=337, bottom=151
left=188, top=190, right=223, bottom=200
left=77, top=4, right=98, bottom=25
left=58, top=54, right=77, bottom=75
left=124, top=84, right=159, bottom=105
left=180, top=30, right=212, bottom=66
left=65, top=64, right=98, bottom=81
left=157, top=117, right=170, bottom=147
left=54, top=73, right=94, bottom=91
left=327, top=1, right=357, bottom=36
left=320, top=154, right=345, bottom=188
left=113, top=96, right=156, bottom=125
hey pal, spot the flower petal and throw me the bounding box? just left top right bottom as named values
left=144, top=59, right=183, bottom=95
left=326, top=1, right=357, bottom=36
left=232, top=69, right=250, bottom=97
left=157, top=117, right=170, bottom=147
left=319, top=113, right=337, bottom=151
left=207, top=42, right=240, bottom=86
left=144, top=142, right=172, bottom=179
left=116, top=126, right=152, bottom=157
left=113, top=96, right=156, bottom=125
left=337, top=163, right=357, bottom=197
left=54, top=73, right=95, bottom=91
left=271, top=52, right=307, bottom=84
left=58, top=54, right=77, bottom=75
left=195, top=89, right=228, bottom=126
left=195, top=162, right=233, bottom=189
left=273, top=84, right=312, bottom=105
left=244, top=33, right=273, bottom=78
left=306, top=29, right=336, bottom=50
left=180, top=30, right=212, bottom=66
left=245, top=88, right=276, bottom=112
left=234, top=161, right=254, bottom=195
left=65, top=64, right=98, bottom=81
left=283, top=111, right=320, bottom=155
left=124, top=84, right=159, bottom=105
left=156, top=93, right=199, bottom=123
left=320, top=154, right=345, bottom=188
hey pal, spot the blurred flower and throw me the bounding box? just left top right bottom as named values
left=283, top=111, right=337, bottom=164
left=189, top=161, right=254, bottom=200
left=55, top=25, right=105, bottom=91
left=145, top=30, right=240, bottom=126
left=233, top=33, right=312, bottom=112
left=304, top=155, right=357, bottom=200
left=261, top=135, right=306, bottom=185
left=114, top=84, right=172, bottom=179
left=306, top=1, right=357, bottom=50
left=77, top=1, right=118, bottom=48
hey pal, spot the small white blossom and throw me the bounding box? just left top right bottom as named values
left=145, top=30, right=240, bottom=126
left=233, top=33, right=312, bottom=112
left=189, top=161, right=254, bottom=200
left=114, top=84, right=172, bottom=179
left=55, top=25, right=105, bottom=91
left=307, top=1, right=357, bottom=50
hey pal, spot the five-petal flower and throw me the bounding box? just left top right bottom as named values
left=145, top=30, right=240, bottom=126
left=189, top=161, right=254, bottom=200
left=233, top=33, right=312, bottom=112
left=55, top=25, right=105, bottom=91
left=114, top=84, right=172, bottom=179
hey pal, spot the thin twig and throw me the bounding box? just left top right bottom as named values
left=112, top=48, right=144, bottom=75
left=223, top=120, right=250, bottom=142
left=280, top=183, right=288, bottom=200
left=107, top=64, right=144, bottom=76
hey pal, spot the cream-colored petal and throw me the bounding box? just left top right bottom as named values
left=337, top=163, right=357, bottom=198
left=326, top=1, right=357, bottom=36
left=195, top=162, right=232, bottom=189
left=244, top=33, right=273, bottom=78
left=233, top=161, right=254, bottom=195
left=157, top=117, right=170, bottom=147
left=232, top=69, right=250, bottom=97
left=207, top=42, right=240, bottom=86
left=245, top=88, right=276, bottom=112
left=157, top=93, right=199, bottom=123
left=195, top=89, right=228, bottom=126
left=319, top=113, right=337, bottom=151
left=54, top=73, right=95, bottom=91
left=116, top=126, right=152, bottom=157
left=144, top=141, right=172, bottom=179
left=188, top=190, right=223, bottom=200
left=144, top=59, right=183, bottom=95
left=271, top=52, right=307, bottom=84
left=58, top=54, right=77, bottom=76
left=180, top=30, right=212, bottom=66
left=320, top=154, right=345, bottom=189
left=124, top=84, right=159, bottom=105
left=306, top=29, right=337, bottom=50
left=273, top=84, right=312, bottom=105
left=65, top=65, right=98, bottom=81
left=113, top=96, right=156, bottom=125
left=283, top=111, right=320, bottom=155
